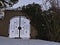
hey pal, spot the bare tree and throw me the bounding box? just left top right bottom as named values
left=0, top=0, right=18, bottom=7
left=45, top=0, right=60, bottom=8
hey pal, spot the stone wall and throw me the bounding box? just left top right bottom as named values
left=0, top=10, right=37, bottom=38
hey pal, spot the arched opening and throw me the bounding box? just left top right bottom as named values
left=9, top=16, right=30, bottom=39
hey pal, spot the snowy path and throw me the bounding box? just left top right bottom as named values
left=0, top=36, right=60, bottom=45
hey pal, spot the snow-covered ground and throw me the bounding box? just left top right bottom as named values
left=0, top=36, right=60, bottom=45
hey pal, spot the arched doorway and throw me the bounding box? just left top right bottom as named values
left=9, top=16, right=30, bottom=39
